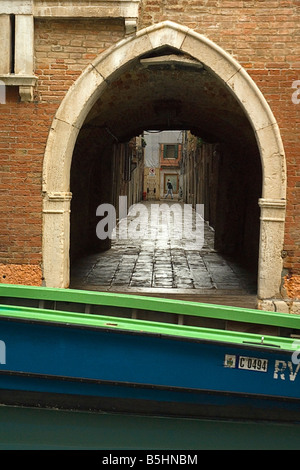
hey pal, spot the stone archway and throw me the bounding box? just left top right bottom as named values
left=42, top=21, right=286, bottom=302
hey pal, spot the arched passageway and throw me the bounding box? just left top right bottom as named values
left=42, top=22, right=286, bottom=305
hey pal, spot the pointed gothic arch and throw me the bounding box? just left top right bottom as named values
left=42, top=21, right=286, bottom=301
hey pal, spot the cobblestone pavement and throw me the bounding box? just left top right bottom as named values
left=71, top=201, right=257, bottom=303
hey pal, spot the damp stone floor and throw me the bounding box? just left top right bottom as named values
left=70, top=201, right=257, bottom=308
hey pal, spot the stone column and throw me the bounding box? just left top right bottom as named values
left=0, top=15, right=11, bottom=74
left=15, top=14, right=34, bottom=74
left=42, top=192, right=72, bottom=288
left=257, top=198, right=286, bottom=300
left=15, top=14, right=34, bottom=100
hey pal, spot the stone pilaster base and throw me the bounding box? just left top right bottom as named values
left=258, top=298, right=300, bottom=314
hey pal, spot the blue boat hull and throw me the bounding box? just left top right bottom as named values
left=0, top=315, right=299, bottom=422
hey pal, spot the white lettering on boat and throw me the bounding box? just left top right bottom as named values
left=273, top=360, right=300, bottom=381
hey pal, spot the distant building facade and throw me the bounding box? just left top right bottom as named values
left=143, top=130, right=182, bottom=200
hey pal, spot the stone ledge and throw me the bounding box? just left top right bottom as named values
left=0, top=1, right=139, bottom=36
left=258, top=298, right=300, bottom=314
left=0, top=1, right=33, bottom=15
left=0, top=0, right=140, bottom=21
left=34, top=0, right=140, bottom=19
left=0, top=74, right=38, bottom=102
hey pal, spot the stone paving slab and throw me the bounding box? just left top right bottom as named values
left=71, top=201, right=256, bottom=300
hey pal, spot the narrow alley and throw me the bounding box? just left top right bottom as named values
left=70, top=201, right=257, bottom=307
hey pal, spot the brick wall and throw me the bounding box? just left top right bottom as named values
left=0, top=87, right=54, bottom=285
left=34, top=18, right=124, bottom=102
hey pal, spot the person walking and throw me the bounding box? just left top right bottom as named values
left=165, top=179, right=173, bottom=199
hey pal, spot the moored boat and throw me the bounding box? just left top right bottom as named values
left=0, top=283, right=300, bottom=423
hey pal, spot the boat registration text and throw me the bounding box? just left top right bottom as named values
left=224, top=354, right=268, bottom=372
